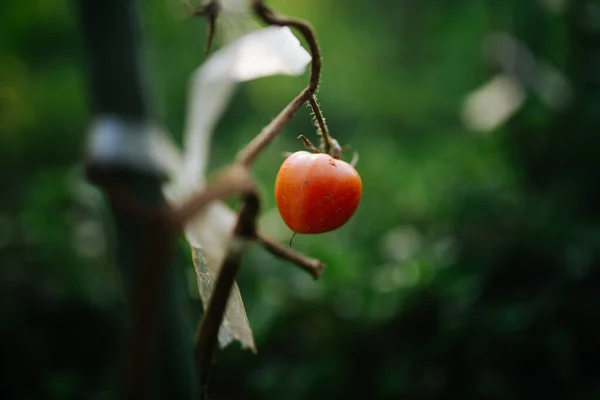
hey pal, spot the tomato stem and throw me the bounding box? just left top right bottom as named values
left=308, top=95, right=341, bottom=158
left=289, top=232, right=297, bottom=247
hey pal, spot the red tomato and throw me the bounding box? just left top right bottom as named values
left=274, top=151, right=362, bottom=234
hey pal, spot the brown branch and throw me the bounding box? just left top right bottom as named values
left=194, top=191, right=260, bottom=385
left=236, top=1, right=323, bottom=165
left=256, top=232, right=324, bottom=279
left=237, top=93, right=309, bottom=165
left=171, top=164, right=253, bottom=226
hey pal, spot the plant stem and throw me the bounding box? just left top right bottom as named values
left=237, top=1, right=323, bottom=165
left=255, top=232, right=324, bottom=279
left=308, top=96, right=334, bottom=155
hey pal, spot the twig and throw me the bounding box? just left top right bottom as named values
left=238, top=93, right=310, bottom=165
left=236, top=1, right=323, bottom=165
left=256, top=232, right=324, bottom=279
left=172, top=164, right=253, bottom=225
left=194, top=192, right=260, bottom=384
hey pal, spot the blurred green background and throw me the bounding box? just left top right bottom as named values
left=3, top=0, right=600, bottom=398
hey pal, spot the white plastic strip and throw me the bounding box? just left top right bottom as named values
left=86, top=115, right=166, bottom=174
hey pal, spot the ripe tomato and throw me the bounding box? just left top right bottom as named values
left=274, top=151, right=362, bottom=234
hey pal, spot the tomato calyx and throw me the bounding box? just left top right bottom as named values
left=298, top=134, right=321, bottom=154
left=297, top=134, right=344, bottom=159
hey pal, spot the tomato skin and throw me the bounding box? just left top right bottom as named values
left=274, top=151, right=362, bottom=234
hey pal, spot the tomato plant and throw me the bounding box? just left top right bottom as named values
left=274, top=151, right=362, bottom=234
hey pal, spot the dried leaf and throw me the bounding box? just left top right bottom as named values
left=192, top=247, right=256, bottom=351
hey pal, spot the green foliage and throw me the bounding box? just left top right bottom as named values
left=2, top=0, right=600, bottom=398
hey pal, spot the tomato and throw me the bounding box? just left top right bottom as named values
left=274, top=151, right=362, bottom=234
